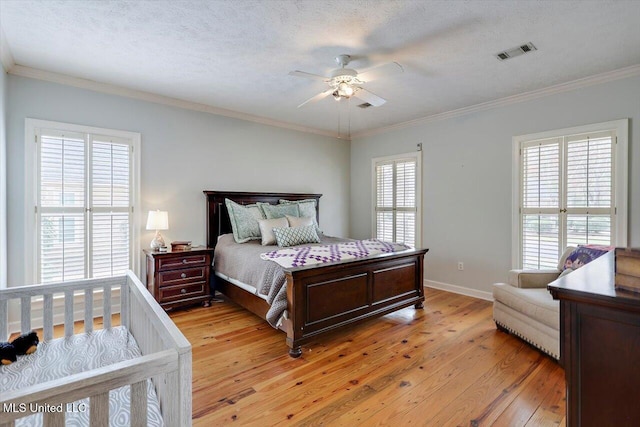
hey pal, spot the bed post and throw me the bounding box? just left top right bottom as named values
left=285, top=272, right=303, bottom=358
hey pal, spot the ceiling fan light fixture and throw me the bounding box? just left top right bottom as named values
left=338, top=82, right=354, bottom=97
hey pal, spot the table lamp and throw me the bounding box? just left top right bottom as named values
left=146, top=210, right=169, bottom=250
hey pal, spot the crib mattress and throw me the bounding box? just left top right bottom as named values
left=0, top=326, right=163, bottom=426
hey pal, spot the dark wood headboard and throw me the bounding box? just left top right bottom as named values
left=203, top=191, right=322, bottom=249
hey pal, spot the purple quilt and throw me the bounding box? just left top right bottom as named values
left=260, top=239, right=411, bottom=268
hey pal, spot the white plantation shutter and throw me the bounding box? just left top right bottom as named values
left=374, top=154, right=420, bottom=248
left=521, top=138, right=561, bottom=269
left=91, top=137, right=131, bottom=278
left=565, top=132, right=613, bottom=247
left=39, top=131, right=87, bottom=283
left=519, top=130, right=615, bottom=269
left=36, top=128, right=135, bottom=283
left=376, top=163, right=394, bottom=242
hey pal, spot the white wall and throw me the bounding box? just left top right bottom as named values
left=351, top=74, right=640, bottom=297
left=0, top=61, right=7, bottom=288
left=7, top=75, right=350, bottom=286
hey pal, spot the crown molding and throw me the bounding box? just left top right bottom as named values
left=351, top=64, right=640, bottom=139
left=8, top=61, right=640, bottom=142
left=0, top=26, right=16, bottom=72
left=8, top=65, right=345, bottom=140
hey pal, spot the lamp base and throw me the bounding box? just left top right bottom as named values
left=150, top=231, right=166, bottom=250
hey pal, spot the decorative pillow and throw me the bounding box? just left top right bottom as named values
left=273, top=225, right=320, bottom=247
left=285, top=215, right=314, bottom=228
left=279, top=199, right=318, bottom=225
left=258, top=217, right=289, bottom=246
left=225, top=199, right=265, bottom=243
left=258, top=202, right=299, bottom=219
left=560, top=245, right=614, bottom=276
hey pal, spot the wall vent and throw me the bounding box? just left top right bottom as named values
left=496, top=42, right=537, bottom=61
left=357, top=102, right=373, bottom=109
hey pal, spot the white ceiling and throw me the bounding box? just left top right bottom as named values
left=1, top=0, right=639, bottom=139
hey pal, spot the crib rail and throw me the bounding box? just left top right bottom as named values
left=125, top=271, right=192, bottom=426
left=0, top=271, right=192, bottom=426
left=0, top=276, right=123, bottom=342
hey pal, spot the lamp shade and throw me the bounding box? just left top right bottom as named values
left=146, top=210, right=169, bottom=230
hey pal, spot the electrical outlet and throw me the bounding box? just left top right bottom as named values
left=457, top=262, right=464, bottom=271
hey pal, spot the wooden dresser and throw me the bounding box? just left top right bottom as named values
left=144, top=247, right=214, bottom=310
left=548, top=251, right=640, bottom=427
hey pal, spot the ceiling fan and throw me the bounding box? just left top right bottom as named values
left=289, top=54, right=403, bottom=108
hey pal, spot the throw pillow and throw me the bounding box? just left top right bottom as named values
left=285, top=215, right=314, bottom=228
left=258, top=217, right=289, bottom=246
left=280, top=199, right=318, bottom=226
left=273, top=225, right=320, bottom=247
left=560, top=245, right=614, bottom=276
left=258, top=202, right=300, bottom=219
left=225, top=199, right=265, bottom=243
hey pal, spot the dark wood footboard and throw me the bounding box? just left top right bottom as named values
left=283, top=248, right=427, bottom=357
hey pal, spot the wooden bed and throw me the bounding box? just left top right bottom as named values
left=204, top=190, right=428, bottom=358
left=0, top=271, right=191, bottom=426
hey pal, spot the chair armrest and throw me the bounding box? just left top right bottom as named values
left=508, top=269, right=561, bottom=288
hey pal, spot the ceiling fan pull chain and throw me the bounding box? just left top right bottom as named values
left=348, top=97, right=352, bottom=138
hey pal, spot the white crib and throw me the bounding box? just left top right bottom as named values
left=0, top=271, right=192, bottom=427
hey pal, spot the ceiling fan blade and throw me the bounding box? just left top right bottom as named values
left=289, top=70, right=329, bottom=82
left=357, top=62, right=404, bottom=82
left=353, top=88, right=387, bottom=107
left=297, top=89, right=334, bottom=108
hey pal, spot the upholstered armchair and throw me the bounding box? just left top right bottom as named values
left=492, top=248, right=575, bottom=359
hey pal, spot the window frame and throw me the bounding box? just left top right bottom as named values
left=24, top=118, right=141, bottom=285
left=511, top=119, right=628, bottom=269
left=371, top=151, right=422, bottom=248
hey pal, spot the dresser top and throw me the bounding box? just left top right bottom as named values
left=548, top=250, right=640, bottom=308
left=143, top=246, right=213, bottom=257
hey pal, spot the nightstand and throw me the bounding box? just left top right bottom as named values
left=143, top=247, right=214, bottom=310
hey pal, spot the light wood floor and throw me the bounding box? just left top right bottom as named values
left=169, top=289, right=566, bottom=426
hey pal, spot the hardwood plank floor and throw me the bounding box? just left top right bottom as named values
left=169, top=288, right=566, bottom=426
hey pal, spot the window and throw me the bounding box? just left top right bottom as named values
left=513, top=120, right=628, bottom=269
left=372, top=152, right=421, bottom=248
left=25, top=119, right=140, bottom=284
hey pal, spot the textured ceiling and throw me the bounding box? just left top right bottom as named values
left=1, top=0, right=640, bottom=138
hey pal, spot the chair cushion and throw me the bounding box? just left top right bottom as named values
left=492, top=283, right=559, bottom=330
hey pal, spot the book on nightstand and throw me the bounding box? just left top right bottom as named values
left=170, top=240, right=192, bottom=251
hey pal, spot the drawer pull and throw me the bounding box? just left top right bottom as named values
left=181, top=273, right=187, bottom=279
left=180, top=288, right=187, bottom=294
left=182, top=259, right=187, bottom=264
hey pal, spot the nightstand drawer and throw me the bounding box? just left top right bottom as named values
left=158, top=255, right=207, bottom=271
left=158, top=267, right=206, bottom=286
left=159, top=282, right=207, bottom=302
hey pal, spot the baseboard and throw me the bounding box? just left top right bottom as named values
left=424, top=279, right=493, bottom=301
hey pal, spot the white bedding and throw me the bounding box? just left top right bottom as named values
left=0, top=326, right=163, bottom=427
left=214, top=271, right=267, bottom=300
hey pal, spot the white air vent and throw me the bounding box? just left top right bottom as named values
left=357, top=102, right=373, bottom=109
left=496, top=43, right=537, bottom=61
